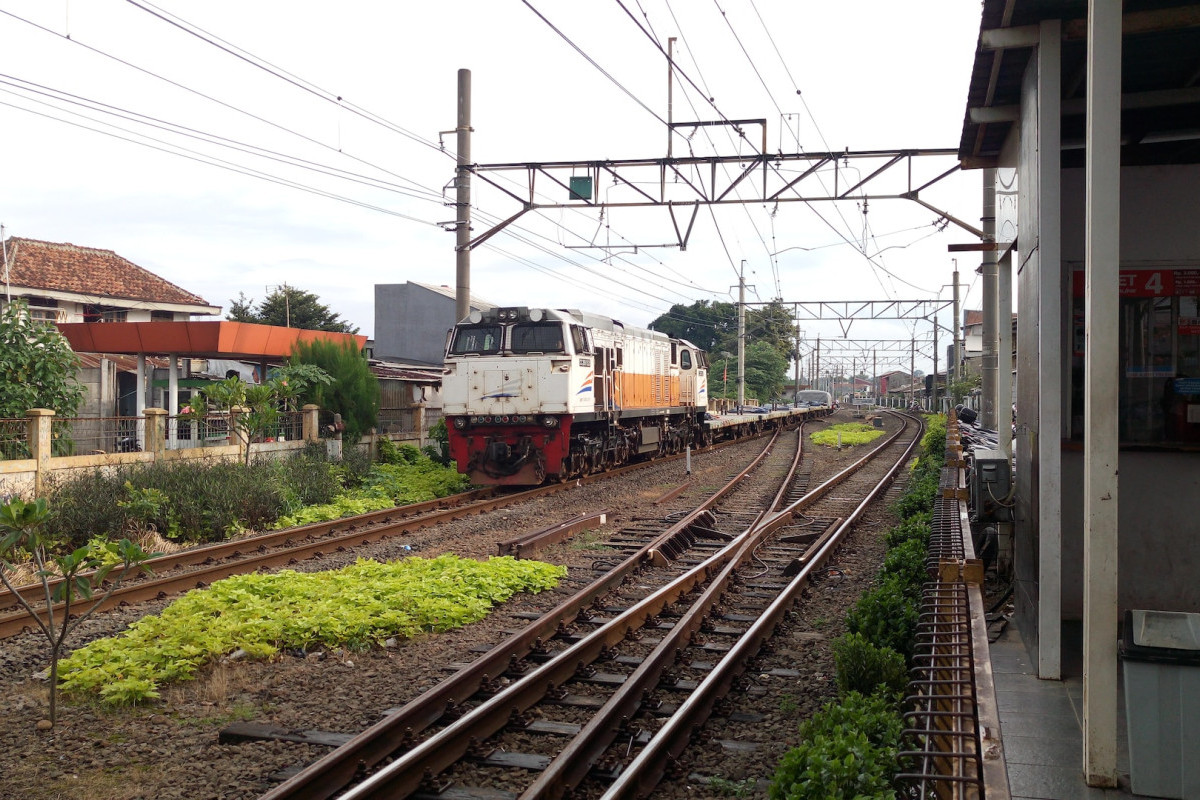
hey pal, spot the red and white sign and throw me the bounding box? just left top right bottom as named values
left=1073, top=269, right=1200, bottom=298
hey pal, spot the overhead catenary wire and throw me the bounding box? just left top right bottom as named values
left=0, top=97, right=443, bottom=227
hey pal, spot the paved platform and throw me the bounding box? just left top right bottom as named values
left=990, top=619, right=1150, bottom=800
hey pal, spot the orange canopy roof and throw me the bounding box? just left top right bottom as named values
left=55, top=321, right=367, bottom=361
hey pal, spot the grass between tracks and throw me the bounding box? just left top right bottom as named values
left=808, top=422, right=886, bottom=448
left=767, top=413, right=946, bottom=800
left=57, top=554, right=566, bottom=706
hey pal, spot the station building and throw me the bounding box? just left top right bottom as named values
left=960, top=0, right=1200, bottom=789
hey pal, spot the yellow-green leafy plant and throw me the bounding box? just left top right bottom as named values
left=60, top=554, right=566, bottom=705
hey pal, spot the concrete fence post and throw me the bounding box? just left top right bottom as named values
left=302, top=404, right=320, bottom=443
left=27, top=408, right=54, bottom=498
left=144, top=408, right=167, bottom=458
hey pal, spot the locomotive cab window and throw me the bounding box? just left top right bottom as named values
left=511, top=322, right=566, bottom=354
left=571, top=326, right=590, bottom=355
left=680, top=349, right=693, bottom=370
left=449, top=324, right=502, bottom=355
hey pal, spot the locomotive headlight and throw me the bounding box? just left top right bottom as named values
left=529, top=308, right=544, bottom=322
left=541, top=416, right=559, bottom=428
left=452, top=417, right=467, bottom=430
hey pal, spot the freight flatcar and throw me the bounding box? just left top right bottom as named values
left=442, top=306, right=827, bottom=486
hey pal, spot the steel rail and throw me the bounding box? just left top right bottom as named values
left=601, top=412, right=923, bottom=799
left=0, top=487, right=499, bottom=612
left=338, top=416, right=915, bottom=800
left=1, top=412, right=798, bottom=620
left=260, top=427, right=793, bottom=800
left=2, top=425, right=795, bottom=639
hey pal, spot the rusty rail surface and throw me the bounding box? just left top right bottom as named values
left=275, top=414, right=918, bottom=800
left=601, top=411, right=923, bottom=799
left=1, top=412, right=787, bottom=630
left=498, top=511, right=610, bottom=558
left=260, top=427, right=794, bottom=800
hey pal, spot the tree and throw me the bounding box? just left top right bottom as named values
left=180, top=366, right=333, bottom=465
left=0, top=497, right=155, bottom=726
left=290, top=339, right=380, bottom=442
left=228, top=285, right=358, bottom=333
left=649, top=299, right=796, bottom=365
left=0, top=299, right=86, bottom=420
left=648, top=300, right=737, bottom=353
left=708, top=341, right=789, bottom=403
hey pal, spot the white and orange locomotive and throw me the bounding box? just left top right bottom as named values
left=442, top=307, right=708, bottom=485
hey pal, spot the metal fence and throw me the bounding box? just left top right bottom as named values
left=165, top=409, right=303, bottom=446
left=50, top=417, right=142, bottom=456
left=0, top=418, right=29, bottom=460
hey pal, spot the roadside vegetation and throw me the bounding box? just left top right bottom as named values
left=46, top=434, right=467, bottom=549
left=769, top=413, right=945, bottom=800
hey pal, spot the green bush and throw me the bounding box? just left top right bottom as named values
left=769, top=692, right=903, bottom=800
left=893, top=467, right=938, bottom=519
left=48, top=448, right=350, bottom=545
left=885, top=512, right=931, bottom=549
left=846, top=575, right=919, bottom=661
left=881, top=537, right=929, bottom=597
left=833, top=633, right=909, bottom=699
left=377, top=437, right=421, bottom=465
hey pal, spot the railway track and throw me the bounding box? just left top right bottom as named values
left=0, top=425, right=792, bottom=640
left=255, top=411, right=922, bottom=800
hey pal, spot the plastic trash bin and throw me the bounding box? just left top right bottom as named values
left=1119, top=609, right=1200, bottom=800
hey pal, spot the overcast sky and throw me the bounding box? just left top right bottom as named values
left=0, top=0, right=983, bottom=372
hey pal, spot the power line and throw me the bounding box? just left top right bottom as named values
left=0, top=8, right=441, bottom=200
left=521, top=0, right=668, bottom=126
left=124, top=0, right=446, bottom=155
left=0, top=97, right=442, bottom=226
left=0, top=74, right=444, bottom=204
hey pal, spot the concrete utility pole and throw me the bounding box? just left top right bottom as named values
left=794, top=313, right=801, bottom=403
left=910, top=337, right=915, bottom=409
left=933, top=318, right=940, bottom=412
left=667, top=38, right=676, bottom=158
left=455, top=69, right=472, bottom=324
left=981, top=168, right=998, bottom=429
left=736, top=261, right=747, bottom=409
left=952, top=263, right=962, bottom=385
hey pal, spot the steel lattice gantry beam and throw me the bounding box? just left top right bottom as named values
left=742, top=298, right=954, bottom=339
left=797, top=339, right=937, bottom=358
left=466, top=145, right=976, bottom=250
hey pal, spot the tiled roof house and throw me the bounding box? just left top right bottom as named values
left=1, top=237, right=220, bottom=322
left=1, top=237, right=221, bottom=419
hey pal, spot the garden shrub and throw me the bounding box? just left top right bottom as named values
left=885, top=511, right=931, bottom=549
left=833, top=633, right=908, bottom=699
left=49, top=447, right=354, bottom=545
left=769, top=692, right=904, bottom=800
left=880, top=537, right=930, bottom=597
left=846, top=575, right=920, bottom=661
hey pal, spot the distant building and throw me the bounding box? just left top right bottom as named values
left=1, top=237, right=220, bottom=418
left=373, top=282, right=495, bottom=367
left=1, top=237, right=219, bottom=323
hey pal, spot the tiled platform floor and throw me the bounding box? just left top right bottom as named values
left=990, top=620, right=1151, bottom=800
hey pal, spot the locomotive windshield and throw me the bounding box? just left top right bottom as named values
left=510, top=322, right=567, bottom=354
left=449, top=324, right=502, bottom=355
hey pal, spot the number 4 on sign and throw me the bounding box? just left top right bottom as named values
left=1145, top=271, right=1165, bottom=295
